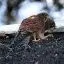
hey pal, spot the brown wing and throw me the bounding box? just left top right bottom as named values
left=19, top=15, right=45, bottom=33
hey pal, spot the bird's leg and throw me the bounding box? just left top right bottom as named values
left=39, top=32, right=45, bottom=39
left=32, top=32, right=40, bottom=42
left=45, top=29, right=52, bottom=33
left=39, top=32, right=53, bottom=39
left=46, top=34, right=53, bottom=38
left=44, top=34, right=53, bottom=39
left=45, top=27, right=55, bottom=33
left=33, top=32, right=36, bottom=41
left=32, top=32, right=53, bottom=42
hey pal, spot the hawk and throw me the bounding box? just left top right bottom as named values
left=19, top=13, right=55, bottom=41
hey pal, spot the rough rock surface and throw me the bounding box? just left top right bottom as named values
left=0, top=32, right=64, bottom=64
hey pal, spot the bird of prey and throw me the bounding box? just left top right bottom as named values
left=19, top=13, right=55, bottom=41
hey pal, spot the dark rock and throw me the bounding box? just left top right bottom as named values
left=0, top=32, right=64, bottom=64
